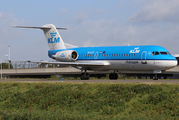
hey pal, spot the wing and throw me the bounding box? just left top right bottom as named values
left=10, top=60, right=110, bottom=67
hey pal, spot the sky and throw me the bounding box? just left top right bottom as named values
left=0, top=0, right=179, bottom=61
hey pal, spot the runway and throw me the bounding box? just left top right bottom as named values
left=1, top=79, right=179, bottom=84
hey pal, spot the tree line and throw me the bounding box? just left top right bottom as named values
left=0, top=63, right=13, bottom=69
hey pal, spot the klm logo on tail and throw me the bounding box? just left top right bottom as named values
left=48, top=31, right=60, bottom=43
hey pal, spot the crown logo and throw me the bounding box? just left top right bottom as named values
left=50, top=31, right=57, bottom=37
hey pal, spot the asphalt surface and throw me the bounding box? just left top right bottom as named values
left=1, top=79, right=179, bottom=84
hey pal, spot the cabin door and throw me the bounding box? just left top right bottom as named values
left=141, top=51, right=147, bottom=64
left=94, top=52, right=98, bottom=59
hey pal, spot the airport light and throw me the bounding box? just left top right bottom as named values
left=9, top=46, right=10, bottom=69
left=1, top=55, right=8, bottom=79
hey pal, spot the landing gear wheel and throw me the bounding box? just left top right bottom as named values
left=80, top=73, right=89, bottom=80
left=153, top=75, right=159, bottom=80
left=109, top=73, right=118, bottom=80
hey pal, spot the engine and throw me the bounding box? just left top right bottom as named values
left=52, top=50, right=78, bottom=62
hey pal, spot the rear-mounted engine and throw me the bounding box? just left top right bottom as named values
left=52, top=50, right=78, bottom=62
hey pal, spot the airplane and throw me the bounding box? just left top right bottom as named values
left=12, top=24, right=178, bottom=80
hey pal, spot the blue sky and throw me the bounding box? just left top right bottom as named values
left=0, top=0, right=179, bottom=61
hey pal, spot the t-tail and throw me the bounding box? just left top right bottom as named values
left=12, top=24, right=67, bottom=50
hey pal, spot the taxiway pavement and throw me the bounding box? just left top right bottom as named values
left=1, top=79, right=179, bottom=84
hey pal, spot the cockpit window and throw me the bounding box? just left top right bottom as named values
left=160, top=52, right=167, bottom=55
left=167, top=52, right=171, bottom=55
left=155, top=52, right=160, bottom=55
left=152, top=51, right=170, bottom=56
left=152, top=52, right=154, bottom=55
left=152, top=51, right=160, bottom=55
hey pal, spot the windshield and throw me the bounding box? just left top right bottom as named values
left=160, top=52, right=167, bottom=55
left=152, top=51, right=169, bottom=55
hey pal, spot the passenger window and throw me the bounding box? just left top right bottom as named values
left=126, top=54, right=127, bottom=56
left=119, top=54, right=120, bottom=56
left=129, top=54, right=130, bottom=56
left=134, top=54, right=135, bottom=56
left=124, top=54, right=125, bottom=56
left=114, top=54, right=115, bottom=56
left=104, top=54, right=105, bottom=56
left=116, top=54, right=118, bottom=56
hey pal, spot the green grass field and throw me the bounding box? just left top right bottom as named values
left=0, top=82, right=179, bottom=119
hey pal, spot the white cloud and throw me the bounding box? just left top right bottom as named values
left=59, top=7, right=105, bottom=25
left=133, top=0, right=179, bottom=23
left=0, top=12, right=25, bottom=40
left=0, top=12, right=25, bottom=60
left=58, top=9, right=67, bottom=16
left=75, top=13, right=87, bottom=24
left=61, top=19, right=130, bottom=47
left=60, top=17, right=179, bottom=54
left=0, top=12, right=50, bottom=61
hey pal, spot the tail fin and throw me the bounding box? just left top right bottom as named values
left=12, top=24, right=66, bottom=50
left=42, top=24, right=66, bottom=50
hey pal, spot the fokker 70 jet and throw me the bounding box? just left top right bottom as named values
left=13, top=24, right=177, bottom=80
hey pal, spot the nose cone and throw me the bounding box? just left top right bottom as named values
left=166, top=55, right=178, bottom=68
left=167, top=60, right=178, bottom=68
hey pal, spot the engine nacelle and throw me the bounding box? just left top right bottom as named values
left=52, top=50, right=78, bottom=62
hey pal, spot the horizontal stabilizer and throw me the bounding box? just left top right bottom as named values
left=12, top=26, right=67, bottom=30
left=12, top=24, right=67, bottom=50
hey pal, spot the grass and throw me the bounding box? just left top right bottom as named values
left=0, top=82, right=179, bottom=119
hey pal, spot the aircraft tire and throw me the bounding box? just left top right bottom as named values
left=109, top=73, right=118, bottom=80
left=80, top=73, right=89, bottom=80
left=153, top=76, right=159, bottom=80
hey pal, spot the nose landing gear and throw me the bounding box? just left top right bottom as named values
left=153, top=74, right=159, bottom=80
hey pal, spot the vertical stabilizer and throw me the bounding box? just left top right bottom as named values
left=41, top=24, right=66, bottom=50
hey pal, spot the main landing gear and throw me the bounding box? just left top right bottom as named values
left=80, top=70, right=89, bottom=80
left=109, top=71, right=118, bottom=80
left=80, top=70, right=118, bottom=80
left=153, top=74, right=159, bottom=80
